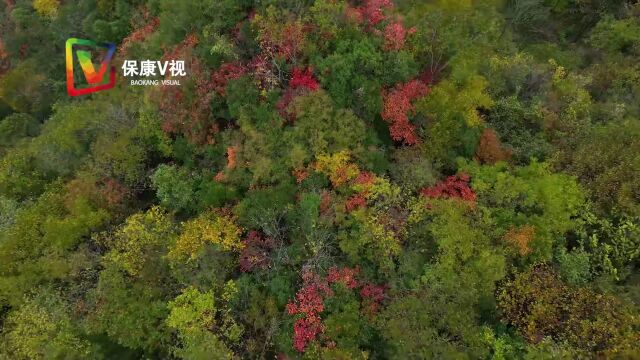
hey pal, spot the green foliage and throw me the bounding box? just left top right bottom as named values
left=0, top=0, right=639, bottom=357
left=555, top=247, right=591, bottom=286
left=0, top=188, right=109, bottom=306
left=313, top=37, right=384, bottom=120
left=1, top=292, right=98, bottom=360
left=235, top=182, right=296, bottom=237
left=151, top=164, right=200, bottom=213
left=576, top=210, right=640, bottom=281
left=0, top=61, right=53, bottom=118
left=86, top=266, right=170, bottom=353
left=498, top=265, right=639, bottom=356
left=487, top=97, right=551, bottom=164
left=416, top=76, right=492, bottom=166
left=589, top=15, right=640, bottom=55
left=166, top=282, right=242, bottom=359
left=105, top=206, right=175, bottom=277
left=0, top=100, right=122, bottom=199
left=462, top=160, right=585, bottom=261
left=0, top=113, right=39, bottom=153
left=284, top=91, right=367, bottom=168
left=380, top=201, right=506, bottom=358
left=567, top=120, right=640, bottom=217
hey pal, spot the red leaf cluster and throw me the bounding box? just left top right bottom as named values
left=289, top=68, right=319, bottom=91
left=345, top=194, right=366, bottom=212
left=239, top=231, right=275, bottom=272
left=286, top=272, right=333, bottom=352
left=257, top=21, right=307, bottom=62
left=383, top=22, right=407, bottom=51
left=277, top=68, right=320, bottom=121
left=277, top=22, right=306, bottom=60
left=360, top=283, right=386, bottom=314
left=419, top=174, right=477, bottom=202
left=210, top=63, right=247, bottom=96
left=159, top=59, right=220, bottom=145
left=326, top=266, right=360, bottom=289
left=293, top=168, right=310, bottom=183
left=381, top=80, right=429, bottom=145
left=359, top=0, right=394, bottom=26
left=287, top=267, right=385, bottom=352
left=100, top=178, right=130, bottom=206
left=157, top=35, right=222, bottom=145
left=162, top=33, right=198, bottom=62
left=355, top=171, right=376, bottom=186
left=119, top=17, right=159, bottom=54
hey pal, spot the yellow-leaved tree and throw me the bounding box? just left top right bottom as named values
left=169, top=209, right=243, bottom=262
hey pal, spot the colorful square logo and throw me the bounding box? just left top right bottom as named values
left=65, top=38, right=116, bottom=96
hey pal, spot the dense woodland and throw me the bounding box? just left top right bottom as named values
left=0, top=0, right=639, bottom=358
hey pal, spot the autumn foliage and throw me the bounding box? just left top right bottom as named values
left=381, top=80, right=429, bottom=145
left=419, top=174, right=477, bottom=202
left=239, top=230, right=274, bottom=272
left=353, top=0, right=394, bottom=26
left=503, top=225, right=535, bottom=256
left=210, top=63, right=247, bottom=96
left=383, top=22, right=415, bottom=51
left=287, top=267, right=385, bottom=352
left=119, top=15, right=159, bottom=54
left=277, top=67, right=320, bottom=121
left=498, top=265, right=638, bottom=355
left=475, top=128, right=511, bottom=164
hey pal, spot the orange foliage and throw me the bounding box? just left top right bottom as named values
left=226, top=146, right=239, bottom=169
left=345, top=194, right=366, bottom=212
left=293, top=168, right=310, bottom=183
left=475, top=128, right=511, bottom=164
left=503, top=225, right=535, bottom=256
left=119, top=16, right=159, bottom=54
left=162, top=33, right=199, bottom=62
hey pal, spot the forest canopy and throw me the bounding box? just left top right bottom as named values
left=0, top=0, right=639, bottom=359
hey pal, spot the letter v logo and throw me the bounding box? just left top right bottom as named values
left=66, top=38, right=116, bottom=96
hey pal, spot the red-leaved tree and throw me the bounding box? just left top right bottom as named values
left=239, top=230, right=275, bottom=272
left=419, top=174, right=477, bottom=202
left=277, top=67, right=320, bottom=121
left=381, top=80, right=429, bottom=145
left=287, top=267, right=386, bottom=352
left=383, top=22, right=415, bottom=51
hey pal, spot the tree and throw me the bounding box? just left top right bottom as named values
left=380, top=200, right=506, bottom=358
left=1, top=292, right=97, bottom=359
left=475, top=128, right=511, bottom=164
left=0, top=60, right=53, bottom=119
left=166, top=283, right=242, bottom=359
left=416, top=75, right=493, bottom=165
left=498, top=265, right=639, bottom=356
left=460, top=160, right=585, bottom=262
left=169, top=209, right=243, bottom=262
left=151, top=164, right=200, bottom=213
left=566, top=120, right=640, bottom=217
left=0, top=113, right=39, bottom=154
left=381, top=79, right=429, bottom=144
left=105, top=206, right=175, bottom=277
left=32, top=0, right=59, bottom=18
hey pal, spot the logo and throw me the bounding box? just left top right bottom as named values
left=65, top=38, right=116, bottom=96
